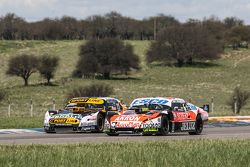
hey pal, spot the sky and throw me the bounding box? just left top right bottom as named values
left=0, top=0, right=250, bottom=24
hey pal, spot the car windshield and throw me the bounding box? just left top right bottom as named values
left=65, top=103, right=104, bottom=110
left=130, top=104, right=170, bottom=112
left=148, top=104, right=171, bottom=111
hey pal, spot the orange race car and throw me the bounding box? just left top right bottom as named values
left=104, top=97, right=209, bottom=136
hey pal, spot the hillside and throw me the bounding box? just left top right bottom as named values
left=0, top=40, right=250, bottom=127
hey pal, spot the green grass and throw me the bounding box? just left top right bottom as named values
left=0, top=40, right=250, bottom=128
left=0, top=117, right=43, bottom=129
left=0, top=140, right=249, bottom=167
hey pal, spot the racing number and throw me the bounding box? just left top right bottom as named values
left=181, top=122, right=195, bottom=131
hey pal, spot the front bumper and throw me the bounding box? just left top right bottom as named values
left=104, top=127, right=159, bottom=135
left=44, top=124, right=79, bottom=132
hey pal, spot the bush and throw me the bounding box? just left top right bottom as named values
left=227, top=87, right=250, bottom=114
left=38, top=55, right=59, bottom=85
left=66, top=83, right=114, bottom=100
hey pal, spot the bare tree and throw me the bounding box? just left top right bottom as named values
left=227, top=87, right=250, bottom=114
left=223, top=17, right=244, bottom=28
left=6, top=54, right=38, bottom=86
left=38, top=55, right=59, bottom=85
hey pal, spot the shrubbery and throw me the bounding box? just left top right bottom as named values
left=67, top=83, right=114, bottom=100
left=227, top=87, right=250, bottom=114
left=0, top=89, right=7, bottom=102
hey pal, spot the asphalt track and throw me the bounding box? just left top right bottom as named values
left=0, top=126, right=250, bottom=145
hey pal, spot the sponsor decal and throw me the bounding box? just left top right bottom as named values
left=143, top=122, right=161, bottom=129
left=131, top=98, right=169, bottom=106
left=131, top=98, right=152, bottom=106
left=143, top=128, right=158, bottom=132
left=114, top=121, right=141, bottom=128
left=51, top=113, right=82, bottom=119
left=87, top=98, right=104, bottom=104
left=69, top=98, right=89, bottom=103
left=49, top=118, right=80, bottom=124
left=173, top=112, right=190, bottom=120
left=181, top=122, right=196, bottom=131
left=142, top=122, right=161, bottom=132
left=115, top=116, right=140, bottom=121
left=69, top=98, right=104, bottom=104
left=149, top=99, right=168, bottom=105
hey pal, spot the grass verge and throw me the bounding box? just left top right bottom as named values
left=0, top=117, right=43, bottom=129
left=0, top=139, right=249, bottom=167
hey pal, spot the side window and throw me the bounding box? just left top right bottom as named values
left=172, top=102, right=186, bottom=112
left=114, top=100, right=121, bottom=111
left=106, top=100, right=118, bottom=111
left=186, top=104, right=192, bottom=111
left=187, top=103, right=197, bottom=111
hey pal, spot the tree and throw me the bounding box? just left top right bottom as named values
left=6, top=54, right=38, bottom=86
left=227, top=87, right=250, bottom=114
left=38, top=55, right=59, bottom=85
left=75, top=38, right=140, bottom=79
left=67, top=83, right=113, bottom=100
left=223, top=17, right=244, bottom=28
left=146, top=24, right=222, bottom=66
left=0, top=13, right=28, bottom=40
left=230, top=26, right=250, bottom=41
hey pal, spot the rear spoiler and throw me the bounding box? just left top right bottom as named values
left=200, top=104, right=209, bottom=112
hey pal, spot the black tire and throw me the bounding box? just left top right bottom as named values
left=44, top=127, right=55, bottom=133
left=142, top=133, right=153, bottom=136
left=106, top=133, right=119, bottom=136
left=95, top=113, right=105, bottom=132
left=158, top=115, right=169, bottom=136
left=189, top=114, right=203, bottom=135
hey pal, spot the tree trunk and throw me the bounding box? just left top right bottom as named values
left=103, top=72, right=110, bottom=79
left=24, top=78, right=28, bottom=86
left=177, top=59, right=184, bottom=67
left=47, top=77, right=51, bottom=85
left=187, top=57, right=193, bottom=65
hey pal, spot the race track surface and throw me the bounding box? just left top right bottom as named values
left=0, top=126, right=250, bottom=145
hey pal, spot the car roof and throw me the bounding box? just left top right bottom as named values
left=130, top=97, right=186, bottom=107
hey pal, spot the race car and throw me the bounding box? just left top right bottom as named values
left=104, top=97, right=208, bottom=136
left=44, top=97, right=126, bottom=133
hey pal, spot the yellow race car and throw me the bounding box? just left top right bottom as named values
left=44, top=97, right=126, bottom=133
